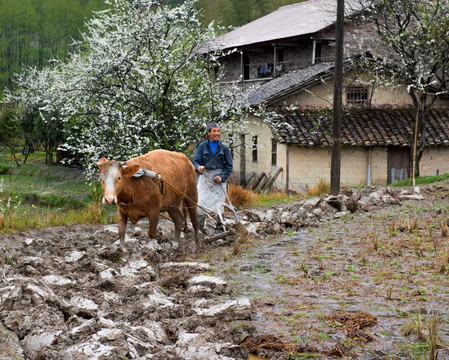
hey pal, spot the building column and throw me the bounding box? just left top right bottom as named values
left=239, top=133, right=246, bottom=185
left=285, top=144, right=290, bottom=194
left=273, top=44, right=277, bottom=76
left=240, top=51, right=244, bottom=87
left=367, top=147, right=373, bottom=186
left=312, top=39, right=316, bottom=64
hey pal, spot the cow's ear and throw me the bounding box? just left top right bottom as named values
left=96, top=158, right=107, bottom=167
left=122, top=164, right=141, bottom=176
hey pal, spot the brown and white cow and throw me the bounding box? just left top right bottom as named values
left=96, top=150, right=199, bottom=252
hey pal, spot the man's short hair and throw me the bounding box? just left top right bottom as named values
left=207, top=122, right=220, bottom=132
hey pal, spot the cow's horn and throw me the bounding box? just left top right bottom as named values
left=120, top=161, right=127, bottom=166
left=96, top=157, right=107, bottom=166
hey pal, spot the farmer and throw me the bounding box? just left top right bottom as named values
left=193, top=122, right=233, bottom=234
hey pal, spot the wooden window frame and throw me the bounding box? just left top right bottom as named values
left=271, top=138, right=277, bottom=166
left=252, top=135, right=258, bottom=162
left=346, top=86, right=369, bottom=106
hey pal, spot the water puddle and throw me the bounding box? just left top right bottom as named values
left=216, top=230, right=310, bottom=332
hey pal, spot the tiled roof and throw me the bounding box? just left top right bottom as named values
left=248, top=57, right=361, bottom=105
left=268, top=107, right=449, bottom=147
left=205, top=0, right=361, bottom=52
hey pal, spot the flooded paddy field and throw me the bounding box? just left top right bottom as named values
left=207, top=184, right=449, bottom=359
left=1, top=182, right=449, bottom=359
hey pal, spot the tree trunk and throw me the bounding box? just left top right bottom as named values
left=411, top=92, right=427, bottom=185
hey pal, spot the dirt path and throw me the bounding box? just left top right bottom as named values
left=1, top=183, right=449, bottom=359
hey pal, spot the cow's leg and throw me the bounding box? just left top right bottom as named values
left=182, top=202, right=189, bottom=234
left=185, top=198, right=200, bottom=249
left=118, top=211, right=128, bottom=252
left=147, top=209, right=160, bottom=239
left=167, top=205, right=185, bottom=254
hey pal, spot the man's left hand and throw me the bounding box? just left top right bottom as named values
left=213, top=176, right=222, bottom=183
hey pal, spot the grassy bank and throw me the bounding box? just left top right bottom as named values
left=0, top=151, right=116, bottom=232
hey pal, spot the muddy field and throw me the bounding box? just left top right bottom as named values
left=1, top=183, right=449, bottom=359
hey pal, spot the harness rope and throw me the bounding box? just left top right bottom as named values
left=118, top=176, right=163, bottom=207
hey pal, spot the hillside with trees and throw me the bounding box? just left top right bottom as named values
left=0, top=0, right=108, bottom=96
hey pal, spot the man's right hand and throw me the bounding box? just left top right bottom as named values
left=197, top=166, right=205, bottom=174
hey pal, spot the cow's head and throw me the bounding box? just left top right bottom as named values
left=96, top=158, right=141, bottom=205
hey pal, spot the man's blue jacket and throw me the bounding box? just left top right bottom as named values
left=192, top=140, right=233, bottom=182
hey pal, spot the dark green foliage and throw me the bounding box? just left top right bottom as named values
left=0, top=105, right=22, bottom=165
left=0, top=0, right=109, bottom=96
left=24, top=193, right=86, bottom=209
left=0, top=164, right=11, bottom=175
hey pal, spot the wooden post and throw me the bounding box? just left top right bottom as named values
left=240, top=52, right=244, bottom=88
left=244, top=171, right=255, bottom=188
left=285, top=145, right=289, bottom=194
left=254, top=175, right=269, bottom=194
left=252, top=172, right=266, bottom=190
left=312, top=39, right=316, bottom=64
left=263, top=167, right=284, bottom=192
left=273, top=44, right=277, bottom=77
left=330, top=0, right=344, bottom=195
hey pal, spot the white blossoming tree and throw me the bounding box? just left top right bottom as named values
left=3, top=65, right=64, bottom=165
left=358, top=0, right=449, bottom=183
left=53, top=0, right=250, bottom=176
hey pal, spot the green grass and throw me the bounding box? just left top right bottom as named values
left=391, top=173, right=449, bottom=187
left=252, top=191, right=303, bottom=207
left=0, top=150, right=116, bottom=232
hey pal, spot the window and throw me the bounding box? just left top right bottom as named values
left=271, top=139, right=277, bottom=166
left=243, top=52, right=250, bottom=80
left=252, top=135, right=258, bottom=162
left=277, top=48, right=284, bottom=63
left=347, top=86, right=369, bottom=106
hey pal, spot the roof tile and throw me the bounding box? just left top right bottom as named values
left=268, top=107, right=449, bottom=147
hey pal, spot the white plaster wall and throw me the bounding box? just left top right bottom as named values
left=279, top=71, right=449, bottom=108
left=231, top=118, right=449, bottom=191
left=420, top=147, right=449, bottom=176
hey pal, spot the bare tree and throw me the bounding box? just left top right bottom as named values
left=359, top=0, right=449, bottom=184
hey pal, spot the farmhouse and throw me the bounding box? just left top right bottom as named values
left=209, top=0, right=449, bottom=191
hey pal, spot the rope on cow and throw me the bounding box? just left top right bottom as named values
left=114, top=170, right=235, bottom=233
left=118, top=176, right=161, bottom=207
left=158, top=175, right=230, bottom=229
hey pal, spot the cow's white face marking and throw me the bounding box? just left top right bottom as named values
left=100, top=162, right=121, bottom=204
left=104, top=167, right=117, bottom=192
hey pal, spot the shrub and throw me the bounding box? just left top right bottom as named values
left=307, top=178, right=329, bottom=196
left=0, top=164, right=11, bottom=175
left=227, top=184, right=256, bottom=208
